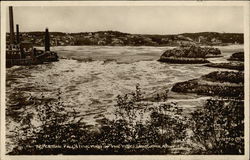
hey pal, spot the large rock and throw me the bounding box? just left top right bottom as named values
left=202, top=71, right=244, bottom=84
left=228, top=52, right=244, bottom=61
left=161, top=45, right=221, bottom=58
left=171, top=71, right=244, bottom=99
left=159, top=45, right=221, bottom=64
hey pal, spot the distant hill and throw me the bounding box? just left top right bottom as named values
left=6, top=31, right=243, bottom=47
left=180, top=32, right=243, bottom=44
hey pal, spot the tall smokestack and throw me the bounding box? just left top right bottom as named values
left=9, top=6, right=15, bottom=44
left=16, top=24, right=20, bottom=44
left=45, top=28, right=50, bottom=51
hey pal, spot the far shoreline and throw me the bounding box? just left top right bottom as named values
left=33, top=44, right=244, bottom=49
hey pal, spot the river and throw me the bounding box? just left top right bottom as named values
left=5, top=45, right=243, bottom=152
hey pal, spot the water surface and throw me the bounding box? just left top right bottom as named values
left=6, top=45, right=243, bottom=152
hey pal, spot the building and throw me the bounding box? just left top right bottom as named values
left=6, top=6, right=58, bottom=67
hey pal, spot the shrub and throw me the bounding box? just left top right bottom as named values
left=190, top=98, right=244, bottom=154
left=10, top=92, right=92, bottom=154
left=112, top=84, right=187, bottom=147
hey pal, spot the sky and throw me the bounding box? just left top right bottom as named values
left=6, top=6, right=244, bottom=34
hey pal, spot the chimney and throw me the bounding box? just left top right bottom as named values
left=16, top=24, right=20, bottom=44
left=9, top=6, right=15, bottom=44
left=45, top=28, right=50, bottom=51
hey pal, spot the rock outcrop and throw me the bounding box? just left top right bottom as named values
left=171, top=71, right=244, bottom=99
left=228, top=52, right=244, bottom=61
left=158, top=45, right=221, bottom=64
left=202, top=71, right=244, bottom=84
left=205, top=52, right=244, bottom=70
left=204, top=62, right=244, bottom=71
left=158, top=57, right=210, bottom=64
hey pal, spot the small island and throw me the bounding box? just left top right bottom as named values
left=158, top=45, right=221, bottom=64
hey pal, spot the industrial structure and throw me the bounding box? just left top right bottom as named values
left=6, top=6, right=58, bottom=67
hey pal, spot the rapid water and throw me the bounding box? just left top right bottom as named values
left=6, top=45, right=243, bottom=123
left=5, top=45, right=243, bottom=152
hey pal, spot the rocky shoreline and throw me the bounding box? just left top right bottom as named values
left=156, top=47, right=245, bottom=101
left=168, top=50, right=244, bottom=100
left=205, top=51, right=244, bottom=71
left=171, top=71, right=244, bottom=99
left=204, top=62, right=244, bottom=71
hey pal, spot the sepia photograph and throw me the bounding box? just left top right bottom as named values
left=1, top=1, right=249, bottom=159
